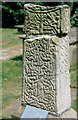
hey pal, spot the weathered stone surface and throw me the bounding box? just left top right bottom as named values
left=22, top=3, right=71, bottom=116
left=22, top=35, right=71, bottom=115
left=24, top=4, right=70, bottom=35
left=47, top=108, right=77, bottom=119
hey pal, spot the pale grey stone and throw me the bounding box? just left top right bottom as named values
left=24, top=4, right=70, bottom=35
left=22, top=35, right=71, bottom=115
left=22, top=4, right=71, bottom=116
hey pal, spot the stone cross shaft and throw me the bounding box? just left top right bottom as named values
left=22, top=4, right=71, bottom=116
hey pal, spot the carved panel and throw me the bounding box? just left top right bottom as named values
left=24, top=4, right=70, bottom=35
left=22, top=37, right=57, bottom=113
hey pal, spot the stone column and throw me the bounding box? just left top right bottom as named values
left=22, top=4, right=71, bottom=116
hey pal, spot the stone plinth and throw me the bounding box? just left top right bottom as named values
left=47, top=108, right=77, bottom=119
left=22, top=4, right=71, bottom=116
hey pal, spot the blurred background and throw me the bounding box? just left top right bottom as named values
left=1, top=2, right=78, bottom=28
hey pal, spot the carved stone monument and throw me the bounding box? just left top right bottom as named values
left=22, top=4, right=71, bottom=116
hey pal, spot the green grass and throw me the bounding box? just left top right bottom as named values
left=2, top=56, right=22, bottom=110
left=1, top=28, right=22, bottom=48
left=71, top=99, right=78, bottom=111
left=70, top=63, right=78, bottom=88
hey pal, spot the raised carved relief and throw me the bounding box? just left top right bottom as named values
left=22, top=3, right=71, bottom=115
left=24, top=4, right=70, bottom=35
left=22, top=37, right=57, bottom=113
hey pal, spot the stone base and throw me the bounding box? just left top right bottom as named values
left=4, top=98, right=77, bottom=119
left=47, top=108, right=77, bottom=119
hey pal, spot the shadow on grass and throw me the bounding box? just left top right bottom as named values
left=2, top=115, right=20, bottom=120
left=2, top=118, right=20, bottom=120
left=10, top=55, right=22, bottom=61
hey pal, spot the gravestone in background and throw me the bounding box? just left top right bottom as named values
left=22, top=4, right=71, bottom=116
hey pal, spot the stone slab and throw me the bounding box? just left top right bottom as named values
left=24, top=4, right=70, bottom=35
left=20, top=105, right=48, bottom=119
left=22, top=35, right=71, bottom=115
left=70, top=44, right=78, bottom=65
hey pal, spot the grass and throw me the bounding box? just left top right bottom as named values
left=71, top=99, right=78, bottom=111
left=70, top=63, right=78, bottom=88
left=2, top=55, right=22, bottom=111
left=1, top=28, right=22, bottom=48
